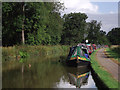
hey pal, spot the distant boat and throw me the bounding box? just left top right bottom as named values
left=66, top=44, right=91, bottom=67
left=86, top=44, right=93, bottom=55
left=92, top=44, right=97, bottom=51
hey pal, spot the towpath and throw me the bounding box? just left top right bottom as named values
left=96, top=48, right=120, bottom=82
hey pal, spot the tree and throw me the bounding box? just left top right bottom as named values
left=86, top=20, right=110, bottom=45
left=0, top=2, right=1, bottom=46
left=107, top=28, right=120, bottom=45
left=61, top=12, right=88, bottom=45
left=25, top=2, right=64, bottom=45
left=2, top=2, right=64, bottom=46
left=2, top=2, right=23, bottom=46
left=99, top=30, right=109, bottom=45
left=86, top=20, right=101, bottom=44
left=22, top=2, right=25, bottom=45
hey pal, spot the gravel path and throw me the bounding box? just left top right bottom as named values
left=96, top=48, right=120, bottom=82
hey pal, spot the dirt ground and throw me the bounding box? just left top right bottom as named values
left=96, top=48, right=120, bottom=82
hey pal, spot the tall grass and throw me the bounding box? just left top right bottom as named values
left=2, top=45, right=69, bottom=62
left=90, top=49, right=119, bottom=88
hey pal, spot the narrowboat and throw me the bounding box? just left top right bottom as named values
left=86, top=44, right=93, bottom=55
left=92, top=44, right=97, bottom=51
left=66, top=45, right=90, bottom=67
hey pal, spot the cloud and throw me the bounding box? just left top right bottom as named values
left=109, top=11, right=116, bottom=14
left=54, top=76, right=76, bottom=88
left=86, top=13, right=118, bottom=33
left=60, top=0, right=118, bottom=33
left=81, top=74, right=97, bottom=88
left=61, top=0, right=99, bottom=14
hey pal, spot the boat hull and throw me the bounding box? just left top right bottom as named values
left=66, top=59, right=90, bottom=67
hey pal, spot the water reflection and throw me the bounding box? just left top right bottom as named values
left=55, top=66, right=97, bottom=88
left=2, top=56, right=97, bottom=88
left=68, top=71, right=89, bottom=88
left=67, top=67, right=90, bottom=88
left=2, top=57, right=66, bottom=88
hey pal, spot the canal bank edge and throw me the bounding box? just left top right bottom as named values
left=2, top=45, right=70, bottom=62
left=90, top=49, right=119, bottom=89
left=90, top=66, right=108, bottom=89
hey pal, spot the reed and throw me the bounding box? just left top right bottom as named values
left=2, top=45, right=69, bottom=62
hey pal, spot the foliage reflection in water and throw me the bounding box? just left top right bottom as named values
left=2, top=56, right=97, bottom=88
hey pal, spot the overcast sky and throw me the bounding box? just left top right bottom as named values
left=60, top=0, right=119, bottom=33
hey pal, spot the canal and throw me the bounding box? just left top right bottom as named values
left=2, top=55, right=97, bottom=89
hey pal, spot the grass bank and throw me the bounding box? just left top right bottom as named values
left=90, top=49, right=119, bottom=89
left=105, top=47, right=120, bottom=64
left=2, top=45, right=69, bottom=62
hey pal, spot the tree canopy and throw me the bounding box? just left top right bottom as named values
left=60, top=13, right=88, bottom=45
left=2, top=2, right=64, bottom=46
left=107, top=28, right=120, bottom=45
left=86, top=20, right=109, bottom=45
left=2, top=2, right=112, bottom=46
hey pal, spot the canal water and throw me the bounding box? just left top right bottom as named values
left=2, top=55, right=97, bottom=89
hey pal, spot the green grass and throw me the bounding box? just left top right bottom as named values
left=2, top=45, right=70, bottom=62
left=90, top=49, right=119, bottom=88
left=106, top=47, right=120, bottom=63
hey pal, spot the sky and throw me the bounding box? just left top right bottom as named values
left=60, top=0, right=119, bottom=33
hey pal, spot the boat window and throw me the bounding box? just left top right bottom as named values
left=68, top=47, right=76, bottom=56
left=74, top=49, right=77, bottom=56
left=82, top=49, right=87, bottom=54
left=87, top=46, right=90, bottom=51
left=80, top=49, right=84, bottom=56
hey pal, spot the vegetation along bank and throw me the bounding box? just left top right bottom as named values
left=105, top=46, right=120, bottom=65
left=2, top=45, right=69, bottom=62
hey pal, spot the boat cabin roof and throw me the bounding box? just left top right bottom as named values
left=69, top=45, right=89, bottom=57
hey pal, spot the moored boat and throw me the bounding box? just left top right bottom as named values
left=92, top=44, right=97, bottom=51
left=86, top=44, right=93, bottom=55
left=66, top=45, right=90, bottom=67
